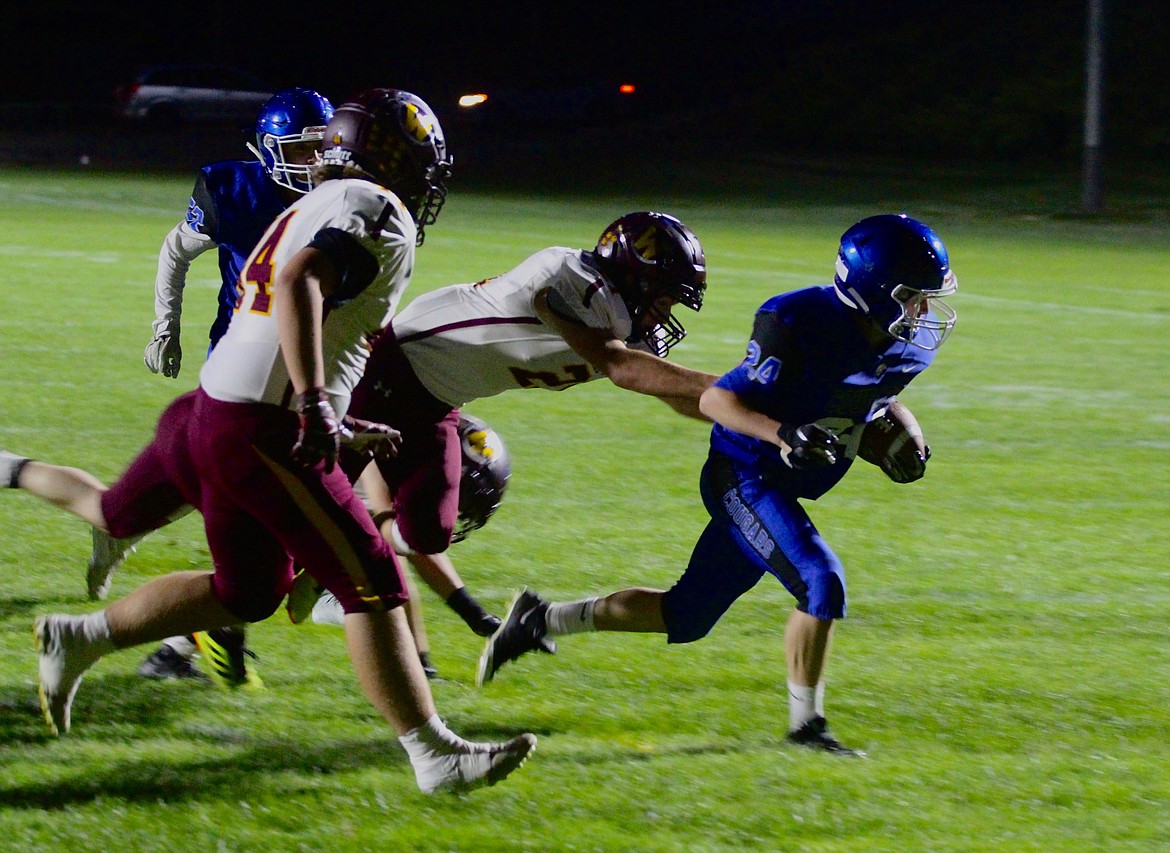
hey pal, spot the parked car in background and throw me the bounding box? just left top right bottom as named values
left=114, top=65, right=273, bottom=128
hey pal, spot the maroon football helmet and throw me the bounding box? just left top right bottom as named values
left=319, top=88, right=452, bottom=244
left=592, top=211, right=706, bottom=356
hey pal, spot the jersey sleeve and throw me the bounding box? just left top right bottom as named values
left=545, top=260, right=623, bottom=332
left=545, top=286, right=586, bottom=325
left=715, top=306, right=800, bottom=397
left=307, top=227, right=380, bottom=307
left=186, top=171, right=220, bottom=241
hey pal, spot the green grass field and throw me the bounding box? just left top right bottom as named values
left=1, top=162, right=1168, bottom=852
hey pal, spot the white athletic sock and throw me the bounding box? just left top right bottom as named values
left=544, top=598, right=597, bottom=636
left=401, top=714, right=493, bottom=793
left=788, top=681, right=818, bottom=731
left=1, top=451, right=30, bottom=488
left=163, top=635, right=197, bottom=658
left=399, top=713, right=466, bottom=760
left=76, top=611, right=116, bottom=653
left=814, top=681, right=826, bottom=718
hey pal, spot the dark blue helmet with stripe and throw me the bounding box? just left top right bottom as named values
left=833, top=213, right=958, bottom=350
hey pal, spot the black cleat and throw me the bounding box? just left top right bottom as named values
left=475, top=588, right=556, bottom=686
left=418, top=651, right=439, bottom=680
left=472, top=613, right=502, bottom=638
left=138, top=643, right=208, bottom=681
left=787, top=716, right=866, bottom=757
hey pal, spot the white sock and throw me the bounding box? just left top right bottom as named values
left=1, top=451, right=30, bottom=488
left=788, top=681, right=817, bottom=731
left=544, top=598, right=597, bottom=636
left=814, top=681, right=826, bottom=718
left=399, top=713, right=466, bottom=760
left=50, top=611, right=117, bottom=663
left=79, top=611, right=116, bottom=651
left=163, top=635, right=197, bottom=658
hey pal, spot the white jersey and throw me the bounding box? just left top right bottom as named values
left=200, top=178, right=416, bottom=417
left=393, top=246, right=652, bottom=407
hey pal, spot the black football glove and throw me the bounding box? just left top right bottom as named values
left=777, top=422, right=840, bottom=470
left=292, top=388, right=342, bottom=472
left=340, top=415, right=402, bottom=463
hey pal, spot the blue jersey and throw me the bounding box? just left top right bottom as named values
left=710, top=285, right=936, bottom=500
left=186, top=160, right=288, bottom=347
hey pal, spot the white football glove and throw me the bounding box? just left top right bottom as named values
left=144, top=324, right=182, bottom=378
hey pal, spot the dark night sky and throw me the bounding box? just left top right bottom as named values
left=4, top=1, right=1168, bottom=160
left=7, top=2, right=788, bottom=101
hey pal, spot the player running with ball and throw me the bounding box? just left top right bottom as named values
left=476, top=213, right=958, bottom=757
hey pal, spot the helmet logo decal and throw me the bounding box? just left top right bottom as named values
left=634, top=226, right=658, bottom=258
left=402, top=102, right=435, bottom=144
left=466, top=429, right=496, bottom=460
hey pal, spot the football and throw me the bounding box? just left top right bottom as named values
left=857, top=400, right=929, bottom=483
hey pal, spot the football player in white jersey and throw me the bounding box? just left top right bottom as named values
left=2, top=89, right=536, bottom=794
left=306, top=212, right=719, bottom=655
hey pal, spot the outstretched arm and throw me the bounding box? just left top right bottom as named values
left=534, top=289, right=717, bottom=420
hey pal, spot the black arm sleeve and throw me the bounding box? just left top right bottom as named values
left=188, top=173, right=219, bottom=241
left=307, top=227, right=379, bottom=308
left=751, top=310, right=804, bottom=379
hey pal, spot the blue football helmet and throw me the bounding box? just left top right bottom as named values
left=452, top=414, right=510, bottom=543
left=833, top=213, right=958, bottom=350
left=593, top=211, right=707, bottom=357
left=248, top=88, right=334, bottom=194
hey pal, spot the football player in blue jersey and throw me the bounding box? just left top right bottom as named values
left=135, top=88, right=334, bottom=683
left=143, top=86, right=335, bottom=377
left=476, top=213, right=958, bottom=757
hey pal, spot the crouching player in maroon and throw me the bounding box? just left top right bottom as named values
left=0, top=88, right=535, bottom=794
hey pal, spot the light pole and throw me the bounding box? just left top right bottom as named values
left=1081, top=0, right=1106, bottom=214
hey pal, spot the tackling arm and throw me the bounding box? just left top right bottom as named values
left=699, top=386, right=784, bottom=447
left=534, top=289, right=717, bottom=420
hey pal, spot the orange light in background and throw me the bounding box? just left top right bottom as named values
left=458, top=94, right=489, bottom=108
left=619, top=84, right=636, bottom=94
